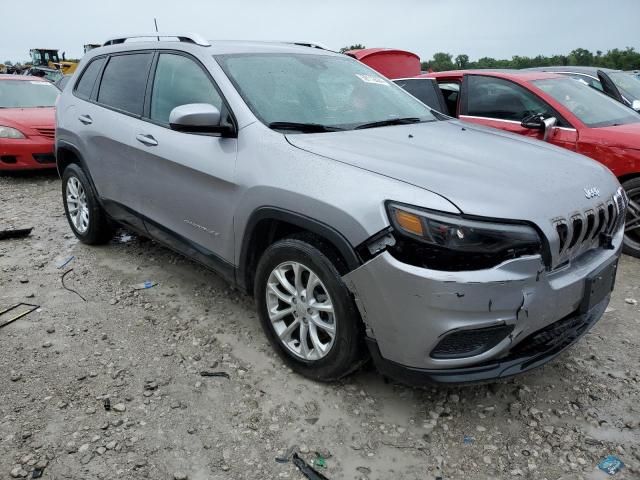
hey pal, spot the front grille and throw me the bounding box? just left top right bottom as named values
left=34, top=127, right=55, bottom=139
left=553, top=189, right=627, bottom=263
left=0, top=155, right=17, bottom=164
left=431, top=324, right=514, bottom=359
left=32, top=153, right=56, bottom=164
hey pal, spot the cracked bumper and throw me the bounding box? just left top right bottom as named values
left=343, top=231, right=622, bottom=383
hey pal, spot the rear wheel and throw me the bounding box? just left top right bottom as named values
left=254, top=236, right=366, bottom=381
left=622, top=177, right=640, bottom=258
left=62, top=163, right=113, bottom=244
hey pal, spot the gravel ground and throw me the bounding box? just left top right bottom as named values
left=1, top=172, right=639, bottom=480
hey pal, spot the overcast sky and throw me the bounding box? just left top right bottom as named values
left=2, top=0, right=639, bottom=63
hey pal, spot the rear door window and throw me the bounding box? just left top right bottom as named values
left=150, top=53, right=222, bottom=124
left=74, top=57, right=106, bottom=99
left=466, top=75, right=552, bottom=122
left=97, top=53, right=153, bottom=115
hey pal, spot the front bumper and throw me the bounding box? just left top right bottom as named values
left=0, top=137, right=56, bottom=170
left=343, top=229, right=622, bottom=383
left=366, top=297, right=607, bottom=384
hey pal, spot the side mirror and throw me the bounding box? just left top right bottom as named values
left=521, top=114, right=545, bottom=130
left=521, top=114, right=557, bottom=142
left=632, top=99, right=640, bottom=111
left=169, top=103, right=235, bottom=136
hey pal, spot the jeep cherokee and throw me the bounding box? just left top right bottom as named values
left=55, top=34, right=626, bottom=383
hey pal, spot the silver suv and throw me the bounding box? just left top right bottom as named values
left=56, top=34, right=626, bottom=384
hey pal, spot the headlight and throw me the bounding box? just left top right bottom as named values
left=0, top=126, right=26, bottom=139
left=386, top=202, right=542, bottom=271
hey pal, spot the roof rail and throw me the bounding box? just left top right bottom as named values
left=103, top=33, right=211, bottom=47
left=286, top=42, right=332, bottom=51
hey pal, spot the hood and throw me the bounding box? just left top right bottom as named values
left=286, top=120, right=620, bottom=224
left=0, top=107, right=55, bottom=132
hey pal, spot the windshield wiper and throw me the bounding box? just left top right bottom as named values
left=268, top=121, right=344, bottom=133
left=354, top=117, right=422, bottom=130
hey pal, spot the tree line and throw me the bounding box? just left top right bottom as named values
left=340, top=46, right=640, bottom=72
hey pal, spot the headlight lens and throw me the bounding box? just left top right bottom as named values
left=0, top=126, right=26, bottom=139
left=386, top=202, right=542, bottom=270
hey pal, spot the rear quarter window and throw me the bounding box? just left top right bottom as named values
left=97, top=53, right=153, bottom=115
left=74, top=57, right=106, bottom=99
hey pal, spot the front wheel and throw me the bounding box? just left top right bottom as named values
left=622, top=177, right=640, bottom=258
left=254, top=237, right=366, bottom=381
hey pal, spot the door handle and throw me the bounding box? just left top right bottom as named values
left=78, top=114, right=92, bottom=125
left=136, top=134, right=158, bottom=147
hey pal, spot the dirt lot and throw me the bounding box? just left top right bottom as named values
left=1, top=172, right=639, bottom=480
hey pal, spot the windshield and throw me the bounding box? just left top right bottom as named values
left=216, top=53, right=435, bottom=131
left=608, top=71, right=640, bottom=100
left=0, top=80, right=59, bottom=108
left=532, top=77, right=640, bottom=128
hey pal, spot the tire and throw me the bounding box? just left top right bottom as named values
left=622, top=177, right=640, bottom=258
left=62, top=163, right=113, bottom=244
left=254, top=236, right=367, bottom=381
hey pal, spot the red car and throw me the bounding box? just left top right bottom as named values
left=344, top=48, right=422, bottom=79
left=399, top=70, right=640, bottom=257
left=0, top=74, right=59, bottom=170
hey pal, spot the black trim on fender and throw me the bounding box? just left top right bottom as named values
left=56, top=141, right=105, bottom=210
left=366, top=296, right=608, bottom=385
left=56, top=140, right=89, bottom=178
left=237, top=207, right=362, bottom=292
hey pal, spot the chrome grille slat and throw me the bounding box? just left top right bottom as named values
left=606, top=202, right=615, bottom=232
left=568, top=216, right=583, bottom=249
left=584, top=211, right=595, bottom=241
left=555, top=221, right=568, bottom=253
left=594, top=206, right=606, bottom=239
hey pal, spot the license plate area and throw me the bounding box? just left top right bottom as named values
left=580, top=257, right=618, bottom=313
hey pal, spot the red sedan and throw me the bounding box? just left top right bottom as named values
left=401, top=70, right=640, bottom=257
left=0, top=75, right=59, bottom=170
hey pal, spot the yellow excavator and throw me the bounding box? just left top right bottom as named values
left=29, top=48, right=78, bottom=75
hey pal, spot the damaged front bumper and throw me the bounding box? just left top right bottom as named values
left=343, top=230, right=622, bottom=384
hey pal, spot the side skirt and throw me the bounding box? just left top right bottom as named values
left=102, top=199, right=237, bottom=287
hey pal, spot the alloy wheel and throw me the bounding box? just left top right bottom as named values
left=66, top=176, right=89, bottom=234
left=265, top=261, right=336, bottom=361
left=625, top=187, right=640, bottom=247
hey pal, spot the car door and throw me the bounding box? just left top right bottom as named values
left=134, top=51, right=238, bottom=269
left=596, top=70, right=625, bottom=104
left=86, top=51, right=155, bottom=230
left=458, top=74, right=578, bottom=151
left=393, top=78, right=448, bottom=113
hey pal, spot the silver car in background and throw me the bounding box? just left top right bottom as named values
left=55, top=34, right=625, bottom=384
